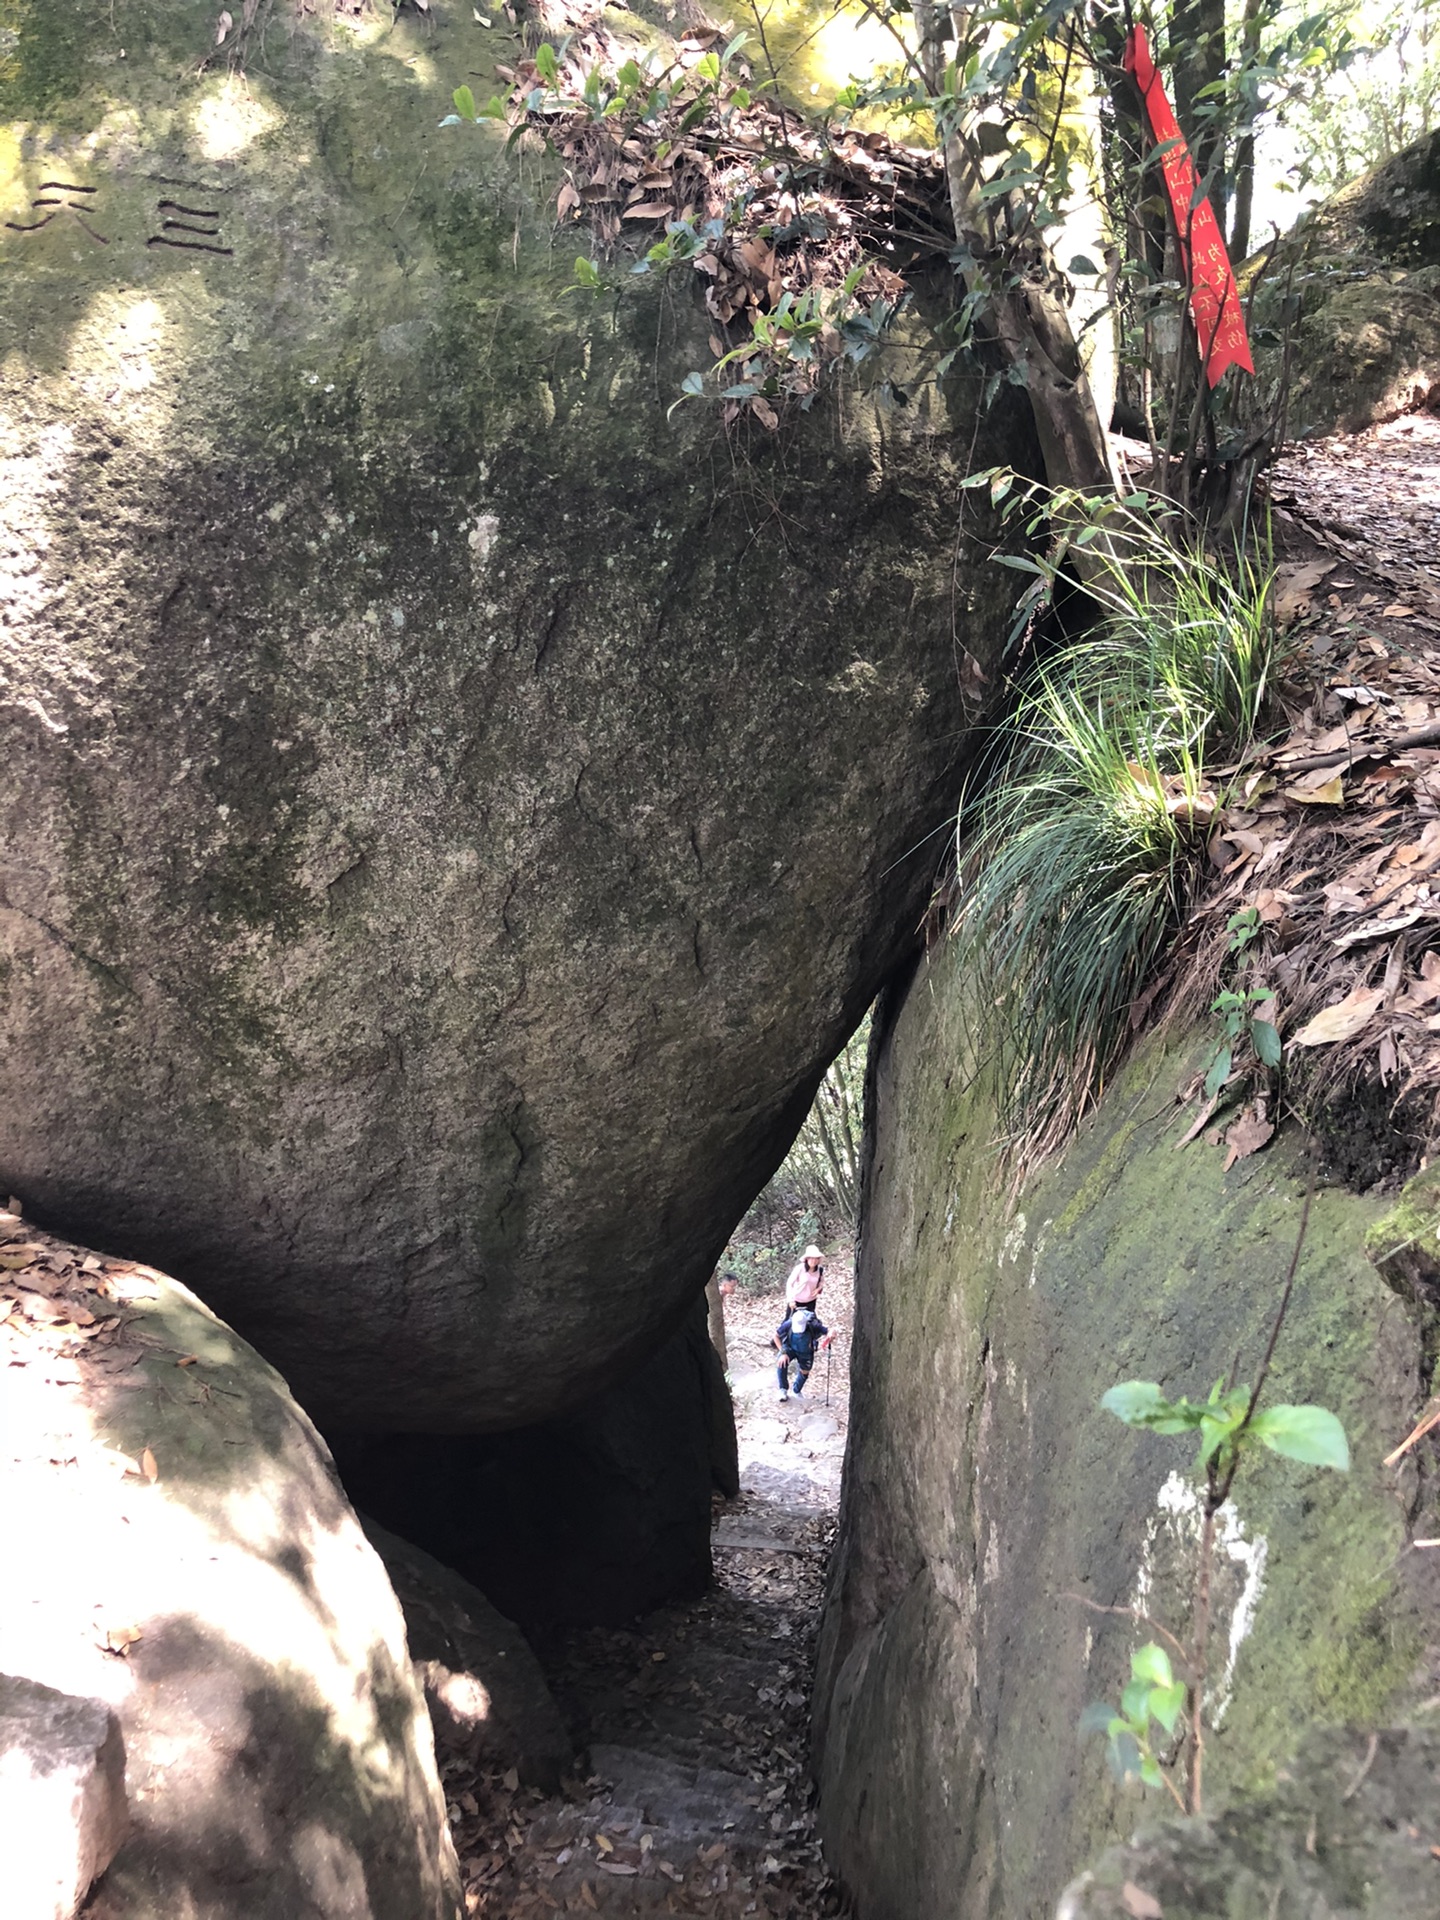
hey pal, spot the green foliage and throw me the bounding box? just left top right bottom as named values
left=1081, top=1644, right=1188, bottom=1795
left=951, top=490, right=1286, bottom=1159
left=1205, top=985, right=1282, bottom=1097
left=1101, top=1378, right=1350, bottom=1476
left=1088, top=1315, right=1349, bottom=1811
left=670, top=275, right=899, bottom=422
left=1278, top=0, right=1440, bottom=198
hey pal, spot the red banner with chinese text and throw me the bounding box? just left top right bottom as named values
left=1123, top=24, right=1253, bottom=387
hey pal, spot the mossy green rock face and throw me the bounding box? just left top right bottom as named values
left=811, top=954, right=1440, bottom=1919
left=1273, top=131, right=1440, bottom=434
left=0, top=3, right=1029, bottom=1428
left=1058, top=1728, right=1440, bottom=1919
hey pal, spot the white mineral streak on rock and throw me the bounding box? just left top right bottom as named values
left=1133, top=1470, right=1269, bottom=1727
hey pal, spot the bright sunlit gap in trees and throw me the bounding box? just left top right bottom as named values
left=1250, top=0, right=1440, bottom=235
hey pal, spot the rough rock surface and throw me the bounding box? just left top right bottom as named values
left=0, top=0, right=1030, bottom=1433
left=362, top=1519, right=573, bottom=1792
left=811, top=957, right=1440, bottom=1920
left=335, top=1300, right=732, bottom=1628
left=1, top=1222, right=460, bottom=1920
left=0, top=1673, right=128, bottom=1920
left=1058, top=1727, right=1440, bottom=1920
left=1277, top=132, right=1440, bottom=433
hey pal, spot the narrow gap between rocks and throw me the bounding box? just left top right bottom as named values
left=444, top=1266, right=855, bottom=1919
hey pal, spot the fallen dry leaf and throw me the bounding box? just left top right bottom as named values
left=1292, top=984, right=1386, bottom=1046
left=1120, top=1884, right=1164, bottom=1920
left=1383, top=604, right=1416, bottom=618
left=1223, top=1111, right=1275, bottom=1170
left=1285, top=772, right=1345, bottom=806
left=1334, top=907, right=1430, bottom=949
left=141, top=1446, right=158, bottom=1482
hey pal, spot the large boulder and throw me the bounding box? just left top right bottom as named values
left=0, top=1215, right=460, bottom=1920
left=0, top=1674, right=128, bottom=1920
left=811, top=959, right=1440, bottom=1920
left=0, top=0, right=1028, bottom=1432
left=1058, top=1727, right=1440, bottom=1920
left=361, top=1520, right=573, bottom=1792
left=1272, top=131, right=1440, bottom=433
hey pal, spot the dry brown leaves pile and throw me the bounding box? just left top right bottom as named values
left=1, top=1204, right=185, bottom=1404
left=1153, top=419, right=1440, bottom=1178
left=492, top=16, right=935, bottom=421
left=441, top=1521, right=844, bottom=1918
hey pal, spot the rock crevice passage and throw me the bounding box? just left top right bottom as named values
left=440, top=1279, right=851, bottom=1917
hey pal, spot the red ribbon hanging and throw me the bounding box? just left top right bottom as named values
left=1123, top=24, right=1253, bottom=387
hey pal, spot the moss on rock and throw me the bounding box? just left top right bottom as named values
left=813, top=955, right=1439, bottom=1919
left=0, top=1, right=1034, bottom=1430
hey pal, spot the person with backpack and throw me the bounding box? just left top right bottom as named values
left=784, top=1243, right=826, bottom=1308
left=774, top=1303, right=833, bottom=1401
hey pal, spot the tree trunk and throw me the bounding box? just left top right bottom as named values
left=705, top=1273, right=729, bottom=1373
left=1171, top=0, right=1229, bottom=221
left=905, top=0, right=1117, bottom=499
left=1229, top=0, right=1263, bottom=261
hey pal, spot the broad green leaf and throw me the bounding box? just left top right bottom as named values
left=1101, top=1383, right=1204, bottom=1432
left=1130, top=1643, right=1173, bottom=1690
left=1149, top=1680, right=1187, bottom=1735
left=1251, top=1019, right=1283, bottom=1068
left=1079, top=1701, right=1120, bottom=1737
left=1249, top=1404, right=1350, bottom=1470
left=1121, top=1677, right=1150, bottom=1723
left=1068, top=253, right=1100, bottom=275
left=679, top=370, right=705, bottom=395
left=1203, top=1044, right=1233, bottom=1099
left=1102, top=1381, right=1165, bottom=1424
left=535, top=41, right=559, bottom=84
left=1139, top=1755, right=1164, bottom=1788
left=1107, top=1727, right=1142, bottom=1782
left=452, top=84, right=477, bottom=119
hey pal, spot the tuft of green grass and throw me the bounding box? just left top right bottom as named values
left=954, top=509, right=1287, bottom=1163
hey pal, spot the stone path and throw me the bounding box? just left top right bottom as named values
left=448, top=1283, right=851, bottom=1918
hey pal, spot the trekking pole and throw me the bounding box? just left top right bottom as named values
left=825, top=1340, right=832, bottom=1407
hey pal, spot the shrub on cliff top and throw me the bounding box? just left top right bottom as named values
left=954, top=506, right=1284, bottom=1164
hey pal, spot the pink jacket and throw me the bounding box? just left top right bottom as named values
left=785, top=1260, right=824, bottom=1306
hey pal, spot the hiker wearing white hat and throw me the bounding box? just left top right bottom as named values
left=784, top=1244, right=826, bottom=1308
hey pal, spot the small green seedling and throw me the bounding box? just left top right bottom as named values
left=1101, top=1378, right=1349, bottom=1476
left=1085, top=1360, right=1348, bottom=1811
left=1081, top=1644, right=1188, bottom=1801
left=1204, top=985, right=1281, bottom=1099
left=1226, top=905, right=1262, bottom=956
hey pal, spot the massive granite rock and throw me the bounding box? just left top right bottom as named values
left=812, top=958, right=1440, bottom=1919
left=0, top=0, right=1028, bottom=1431
left=2, top=1219, right=459, bottom=1920
left=1275, top=131, right=1440, bottom=434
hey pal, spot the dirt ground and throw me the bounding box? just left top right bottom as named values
left=446, top=1255, right=855, bottom=1919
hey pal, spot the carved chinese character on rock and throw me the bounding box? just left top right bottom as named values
left=146, top=199, right=232, bottom=257
left=6, top=181, right=107, bottom=244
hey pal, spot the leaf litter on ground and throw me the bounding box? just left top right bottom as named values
left=1150, top=415, right=1440, bottom=1170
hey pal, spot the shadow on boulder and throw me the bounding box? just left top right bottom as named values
left=334, top=1300, right=735, bottom=1630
